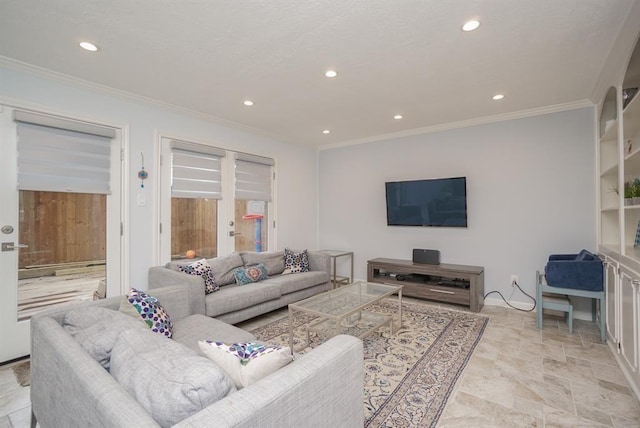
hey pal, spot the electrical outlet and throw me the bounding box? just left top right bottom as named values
left=510, top=275, right=519, bottom=286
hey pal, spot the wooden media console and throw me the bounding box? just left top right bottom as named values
left=367, top=258, right=484, bottom=312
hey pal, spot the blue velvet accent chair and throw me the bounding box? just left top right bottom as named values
left=544, top=249, right=604, bottom=292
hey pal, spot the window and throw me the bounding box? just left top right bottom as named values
left=159, top=137, right=275, bottom=262
left=169, top=141, right=224, bottom=259
left=234, top=153, right=274, bottom=252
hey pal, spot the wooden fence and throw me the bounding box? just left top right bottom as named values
left=171, top=198, right=218, bottom=258
left=18, top=191, right=106, bottom=269
left=18, top=192, right=268, bottom=269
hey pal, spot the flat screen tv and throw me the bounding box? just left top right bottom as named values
left=385, top=177, right=467, bottom=227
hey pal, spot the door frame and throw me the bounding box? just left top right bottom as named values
left=156, top=135, right=277, bottom=266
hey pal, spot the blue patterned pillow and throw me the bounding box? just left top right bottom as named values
left=282, top=248, right=309, bottom=274
left=119, top=288, right=173, bottom=338
left=178, top=258, right=218, bottom=294
left=233, top=263, right=268, bottom=285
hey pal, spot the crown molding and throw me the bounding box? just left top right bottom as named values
left=0, top=56, right=289, bottom=145
left=319, top=99, right=595, bottom=151
left=0, top=56, right=596, bottom=152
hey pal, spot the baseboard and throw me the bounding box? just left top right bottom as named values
left=484, top=297, right=594, bottom=320
left=484, top=297, right=535, bottom=312
left=360, top=278, right=596, bottom=321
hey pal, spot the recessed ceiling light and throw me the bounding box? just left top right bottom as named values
left=325, top=70, right=338, bottom=78
left=243, top=100, right=254, bottom=106
left=79, top=41, right=99, bottom=52
left=322, top=129, right=330, bottom=134
left=394, top=115, right=403, bottom=120
left=462, top=20, right=480, bottom=32
left=492, top=94, right=505, bottom=100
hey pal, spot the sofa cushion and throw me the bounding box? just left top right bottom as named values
left=177, top=258, right=218, bottom=294
left=262, top=271, right=329, bottom=295
left=208, top=253, right=245, bottom=286
left=166, top=253, right=244, bottom=286
left=282, top=248, right=310, bottom=274
left=119, top=288, right=173, bottom=338
left=172, top=314, right=256, bottom=353
left=205, top=282, right=281, bottom=317
left=62, top=307, right=147, bottom=370
left=233, top=263, right=268, bottom=285
left=240, top=251, right=285, bottom=275
left=576, top=249, right=595, bottom=261
left=198, top=341, right=292, bottom=389
left=110, top=328, right=236, bottom=428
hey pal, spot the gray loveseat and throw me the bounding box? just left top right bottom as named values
left=30, top=285, right=364, bottom=427
left=148, top=250, right=331, bottom=324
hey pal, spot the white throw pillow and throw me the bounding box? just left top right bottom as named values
left=198, top=341, right=293, bottom=389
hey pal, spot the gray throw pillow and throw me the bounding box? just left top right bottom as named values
left=110, top=328, right=236, bottom=427
left=240, top=251, right=285, bottom=276
left=207, top=253, right=244, bottom=286
left=166, top=253, right=244, bottom=286
left=63, top=307, right=147, bottom=370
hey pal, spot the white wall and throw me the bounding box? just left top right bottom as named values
left=319, top=107, right=596, bottom=310
left=0, top=64, right=320, bottom=290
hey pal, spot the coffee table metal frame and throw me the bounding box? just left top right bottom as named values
left=288, top=281, right=403, bottom=353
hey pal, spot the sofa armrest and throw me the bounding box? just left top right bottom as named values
left=149, top=266, right=206, bottom=316
left=176, top=334, right=364, bottom=427
left=307, top=250, right=330, bottom=274
left=30, top=316, right=160, bottom=428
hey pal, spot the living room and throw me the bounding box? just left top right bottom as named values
left=1, top=1, right=640, bottom=427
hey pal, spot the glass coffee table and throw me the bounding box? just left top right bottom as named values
left=288, top=281, right=403, bottom=352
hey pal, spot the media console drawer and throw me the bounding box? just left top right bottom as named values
left=368, top=258, right=484, bottom=312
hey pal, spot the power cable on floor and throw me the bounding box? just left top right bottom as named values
left=484, top=280, right=536, bottom=312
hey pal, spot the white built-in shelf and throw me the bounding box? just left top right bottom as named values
left=601, top=118, right=619, bottom=142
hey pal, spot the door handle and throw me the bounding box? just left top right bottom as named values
left=228, top=231, right=242, bottom=237
left=1, top=242, right=29, bottom=251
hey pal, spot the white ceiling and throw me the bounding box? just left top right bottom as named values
left=0, top=0, right=636, bottom=148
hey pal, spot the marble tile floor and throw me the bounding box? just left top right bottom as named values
left=2, top=300, right=639, bottom=427
left=438, top=304, right=640, bottom=427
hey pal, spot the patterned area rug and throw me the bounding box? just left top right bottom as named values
left=249, top=299, right=488, bottom=427
left=12, top=360, right=30, bottom=387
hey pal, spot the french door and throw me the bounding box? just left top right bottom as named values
left=0, top=107, right=123, bottom=363
left=158, top=137, right=274, bottom=264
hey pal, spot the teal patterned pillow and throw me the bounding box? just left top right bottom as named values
left=199, top=340, right=293, bottom=388
left=119, top=288, right=173, bottom=338
left=233, top=263, right=268, bottom=285
left=282, top=248, right=309, bottom=274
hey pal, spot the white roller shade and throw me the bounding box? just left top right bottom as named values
left=16, top=121, right=113, bottom=194
left=171, top=142, right=224, bottom=199
left=235, top=154, right=273, bottom=201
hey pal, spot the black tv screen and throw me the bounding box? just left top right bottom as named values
left=385, top=177, right=467, bottom=227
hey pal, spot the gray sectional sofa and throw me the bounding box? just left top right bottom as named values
left=148, top=250, right=331, bottom=324
left=30, top=285, right=364, bottom=427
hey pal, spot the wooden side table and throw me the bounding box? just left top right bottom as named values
left=322, top=250, right=354, bottom=289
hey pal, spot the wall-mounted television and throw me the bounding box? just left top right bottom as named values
left=385, top=177, right=467, bottom=227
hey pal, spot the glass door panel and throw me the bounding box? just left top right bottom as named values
left=17, top=190, right=106, bottom=320
left=234, top=199, right=268, bottom=252
left=171, top=197, right=218, bottom=260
